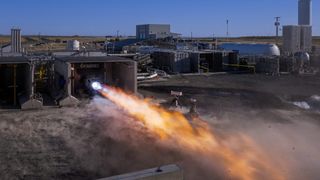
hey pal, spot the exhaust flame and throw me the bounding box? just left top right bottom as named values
left=98, top=85, right=286, bottom=180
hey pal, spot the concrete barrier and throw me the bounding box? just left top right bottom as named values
left=98, top=164, right=183, bottom=180
left=59, top=96, right=80, bottom=107
left=20, top=98, right=43, bottom=110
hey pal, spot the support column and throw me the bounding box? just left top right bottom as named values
left=20, top=63, right=43, bottom=110
left=59, top=62, right=79, bottom=107
left=13, top=65, right=17, bottom=106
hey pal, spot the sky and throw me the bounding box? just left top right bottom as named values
left=1, top=0, right=319, bottom=37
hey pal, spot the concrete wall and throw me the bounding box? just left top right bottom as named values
left=153, top=51, right=190, bottom=73
left=54, top=60, right=71, bottom=96
left=24, top=63, right=33, bottom=98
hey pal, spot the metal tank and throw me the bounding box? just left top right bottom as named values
left=66, top=40, right=80, bottom=51
left=219, top=43, right=281, bottom=56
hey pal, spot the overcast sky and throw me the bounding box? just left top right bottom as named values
left=1, top=0, right=318, bottom=37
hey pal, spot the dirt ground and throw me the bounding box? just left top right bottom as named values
left=1, top=74, right=320, bottom=180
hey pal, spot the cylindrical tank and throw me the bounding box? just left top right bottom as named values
left=294, top=52, right=310, bottom=62
left=219, top=43, right=281, bottom=56
left=66, top=40, right=80, bottom=51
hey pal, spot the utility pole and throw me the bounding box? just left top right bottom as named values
left=274, top=17, right=281, bottom=44
left=226, top=19, right=229, bottom=41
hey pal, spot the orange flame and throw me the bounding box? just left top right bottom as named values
left=99, top=86, right=286, bottom=180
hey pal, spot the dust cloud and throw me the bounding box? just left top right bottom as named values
left=0, top=95, right=320, bottom=180
left=81, top=96, right=320, bottom=179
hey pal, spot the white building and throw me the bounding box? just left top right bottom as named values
left=298, top=0, right=312, bottom=25
left=136, top=24, right=171, bottom=40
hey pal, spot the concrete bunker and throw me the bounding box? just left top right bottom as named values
left=0, top=57, right=43, bottom=109
left=55, top=56, right=137, bottom=106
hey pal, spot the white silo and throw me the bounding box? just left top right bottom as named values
left=66, top=40, right=80, bottom=51
left=283, top=25, right=301, bottom=54
left=298, top=0, right=312, bottom=25
left=300, top=25, right=312, bottom=52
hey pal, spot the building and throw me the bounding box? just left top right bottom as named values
left=0, top=54, right=137, bottom=109
left=0, top=57, right=37, bottom=109
left=136, top=24, right=171, bottom=40
left=283, top=25, right=312, bottom=54
left=219, top=43, right=281, bottom=56
left=54, top=55, right=137, bottom=106
left=152, top=50, right=190, bottom=73
left=152, top=49, right=238, bottom=74
left=189, top=51, right=237, bottom=73
left=298, top=0, right=312, bottom=25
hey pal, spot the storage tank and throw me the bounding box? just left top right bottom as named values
left=294, top=52, right=310, bottom=62
left=66, top=40, right=80, bottom=51
left=219, top=43, right=281, bottom=56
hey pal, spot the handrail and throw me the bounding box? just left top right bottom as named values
left=199, top=65, right=209, bottom=73
left=223, top=63, right=256, bottom=74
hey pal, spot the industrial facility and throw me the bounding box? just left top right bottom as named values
left=136, top=24, right=180, bottom=40
left=0, top=29, right=137, bottom=109
left=1, top=0, right=320, bottom=180
left=0, top=0, right=318, bottom=109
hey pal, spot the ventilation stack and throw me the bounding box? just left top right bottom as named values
left=11, top=28, right=22, bottom=53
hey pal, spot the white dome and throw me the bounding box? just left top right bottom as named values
left=294, top=52, right=310, bottom=62
left=219, top=43, right=281, bottom=56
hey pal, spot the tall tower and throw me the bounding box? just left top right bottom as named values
left=298, top=0, right=312, bottom=25
left=11, top=28, right=22, bottom=53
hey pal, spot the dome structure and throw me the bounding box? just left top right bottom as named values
left=219, top=43, right=281, bottom=56
left=294, top=52, right=310, bottom=62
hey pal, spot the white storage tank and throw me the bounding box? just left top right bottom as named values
left=219, top=43, right=281, bottom=56
left=300, top=25, right=312, bottom=52
left=66, top=40, right=80, bottom=51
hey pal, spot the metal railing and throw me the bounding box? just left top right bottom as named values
left=223, top=63, right=256, bottom=74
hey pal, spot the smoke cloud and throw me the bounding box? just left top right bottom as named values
left=1, top=94, right=319, bottom=180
